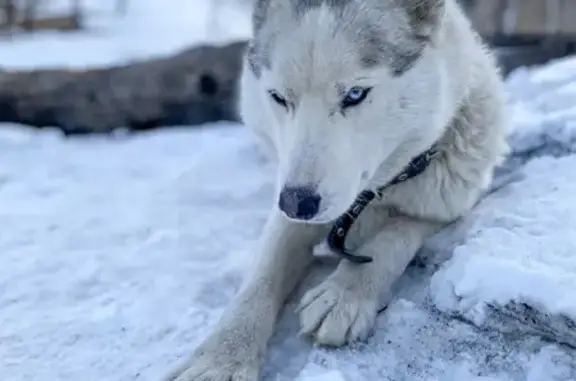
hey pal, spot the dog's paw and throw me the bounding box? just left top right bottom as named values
left=297, top=278, right=378, bottom=347
left=163, top=344, right=259, bottom=381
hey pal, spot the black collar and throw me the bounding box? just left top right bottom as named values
left=326, top=147, right=439, bottom=264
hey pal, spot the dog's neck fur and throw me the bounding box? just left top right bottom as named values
left=369, top=4, right=507, bottom=227
left=365, top=1, right=484, bottom=192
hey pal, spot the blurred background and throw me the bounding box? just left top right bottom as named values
left=0, top=0, right=575, bottom=135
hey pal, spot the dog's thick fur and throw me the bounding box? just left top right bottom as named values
left=164, top=1, right=508, bottom=380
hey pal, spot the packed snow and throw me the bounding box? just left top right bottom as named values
left=1, top=1, right=576, bottom=381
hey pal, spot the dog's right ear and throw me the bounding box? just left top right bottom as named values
left=402, top=0, right=445, bottom=39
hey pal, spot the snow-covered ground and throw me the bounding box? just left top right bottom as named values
left=1, top=2, right=576, bottom=381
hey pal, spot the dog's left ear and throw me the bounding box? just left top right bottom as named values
left=403, top=0, right=445, bottom=39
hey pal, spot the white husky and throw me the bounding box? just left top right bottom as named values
left=165, top=0, right=509, bottom=380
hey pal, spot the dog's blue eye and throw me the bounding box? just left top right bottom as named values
left=268, top=90, right=288, bottom=108
left=342, top=87, right=371, bottom=108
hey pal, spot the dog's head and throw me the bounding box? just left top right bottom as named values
left=245, top=0, right=448, bottom=223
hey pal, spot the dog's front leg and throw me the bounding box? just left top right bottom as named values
left=298, top=213, right=441, bottom=347
left=164, top=208, right=326, bottom=381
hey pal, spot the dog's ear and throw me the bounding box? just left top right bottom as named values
left=402, top=0, right=445, bottom=39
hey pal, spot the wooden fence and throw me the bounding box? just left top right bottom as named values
left=465, top=0, right=576, bottom=40
left=0, top=0, right=129, bottom=32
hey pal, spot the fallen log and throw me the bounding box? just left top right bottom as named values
left=0, top=32, right=572, bottom=136
left=0, top=40, right=247, bottom=135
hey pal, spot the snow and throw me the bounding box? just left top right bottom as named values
left=1, top=2, right=576, bottom=381
left=430, top=154, right=576, bottom=345
left=0, top=0, right=251, bottom=69
left=428, top=65, right=576, bottom=350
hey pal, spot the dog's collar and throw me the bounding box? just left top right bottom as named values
left=326, top=147, right=439, bottom=264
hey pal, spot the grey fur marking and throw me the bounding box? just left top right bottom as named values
left=358, top=26, right=428, bottom=76
left=245, top=42, right=261, bottom=78
left=252, top=0, right=272, bottom=32
left=405, top=0, right=445, bottom=34
left=247, top=0, right=275, bottom=77
left=358, top=0, right=444, bottom=75
left=246, top=39, right=272, bottom=78
left=291, top=0, right=352, bottom=17
left=247, top=0, right=443, bottom=77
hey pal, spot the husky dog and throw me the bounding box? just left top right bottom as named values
left=165, top=0, right=508, bottom=379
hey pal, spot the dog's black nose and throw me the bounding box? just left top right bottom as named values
left=278, top=186, right=321, bottom=220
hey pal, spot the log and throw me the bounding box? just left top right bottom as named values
left=0, top=13, right=82, bottom=31
left=0, top=40, right=247, bottom=135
